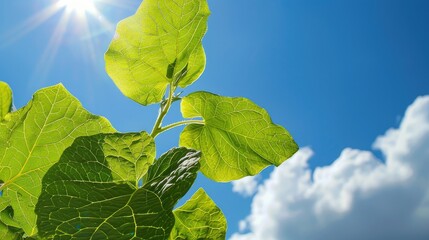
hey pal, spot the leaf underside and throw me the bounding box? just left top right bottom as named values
left=0, top=84, right=114, bottom=236
left=105, top=0, right=210, bottom=105
left=180, top=91, right=299, bottom=182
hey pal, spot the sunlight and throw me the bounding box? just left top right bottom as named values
left=58, top=0, right=97, bottom=14
left=0, top=0, right=121, bottom=86
left=33, top=9, right=72, bottom=84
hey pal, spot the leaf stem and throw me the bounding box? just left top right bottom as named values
left=158, top=119, right=204, bottom=134
left=150, top=84, right=205, bottom=138
left=151, top=84, right=175, bottom=138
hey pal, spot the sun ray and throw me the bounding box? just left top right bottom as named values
left=32, top=10, right=72, bottom=85
left=0, top=4, right=63, bottom=48
left=79, top=13, right=97, bottom=63
left=79, top=8, right=115, bottom=41
left=3, top=0, right=122, bottom=87
left=89, top=8, right=115, bottom=31
left=97, top=0, right=138, bottom=11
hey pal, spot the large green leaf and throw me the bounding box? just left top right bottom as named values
left=0, top=84, right=114, bottom=236
left=105, top=0, right=210, bottom=105
left=179, top=91, right=299, bottom=182
left=169, top=188, right=226, bottom=240
left=36, top=135, right=202, bottom=239
left=35, top=132, right=165, bottom=239
left=0, top=81, right=12, bottom=120
left=144, top=147, right=201, bottom=210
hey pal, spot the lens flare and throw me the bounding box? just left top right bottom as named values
left=59, top=0, right=96, bottom=13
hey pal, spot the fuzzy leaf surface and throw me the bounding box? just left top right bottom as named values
left=105, top=0, right=210, bottom=105
left=0, top=84, right=113, bottom=236
left=169, top=188, right=226, bottom=240
left=35, top=132, right=170, bottom=239
left=180, top=91, right=299, bottom=181
left=144, top=147, right=201, bottom=210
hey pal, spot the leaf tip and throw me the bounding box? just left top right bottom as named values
left=0, top=81, right=13, bottom=119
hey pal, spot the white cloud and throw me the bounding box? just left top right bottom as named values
left=230, top=96, right=429, bottom=240
left=232, top=176, right=259, bottom=197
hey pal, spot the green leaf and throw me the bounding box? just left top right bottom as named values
left=179, top=91, right=299, bottom=182
left=102, top=132, right=156, bottom=185
left=105, top=0, right=210, bottom=105
left=0, top=222, right=20, bottom=240
left=36, top=132, right=170, bottom=239
left=0, top=207, right=20, bottom=229
left=0, top=84, right=114, bottom=236
left=0, top=81, right=13, bottom=120
left=169, top=188, right=227, bottom=240
left=176, top=45, right=206, bottom=88
left=144, top=147, right=201, bottom=210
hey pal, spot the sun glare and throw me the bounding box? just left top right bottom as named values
left=59, top=0, right=96, bottom=13
left=1, top=0, right=119, bottom=83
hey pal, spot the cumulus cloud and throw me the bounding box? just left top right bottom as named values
left=232, top=176, right=259, bottom=197
left=230, top=96, right=429, bottom=240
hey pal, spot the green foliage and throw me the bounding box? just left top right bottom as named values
left=170, top=189, right=227, bottom=240
left=143, top=148, right=201, bottom=210
left=36, top=133, right=177, bottom=239
left=0, top=222, right=20, bottom=240
left=180, top=91, right=299, bottom=181
left=0, top=0, right=298, bottom=239
left=0, top=84, right=113, bottom=236
left=105, top=0, right=210, bottom=106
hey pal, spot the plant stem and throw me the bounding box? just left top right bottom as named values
left=150, top=84, right=205, bottom=138
left=151, top=84, right=175, bottom=138
left=158, top=119, right=204, bottom=134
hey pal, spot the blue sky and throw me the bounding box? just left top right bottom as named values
left=1, top=0, right=428, bottom=239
